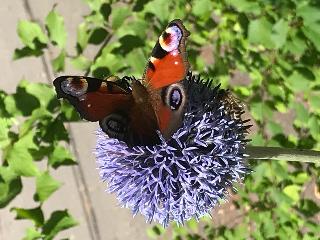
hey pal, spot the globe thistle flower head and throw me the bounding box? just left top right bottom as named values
left=95, top=72, right=251, bottom=227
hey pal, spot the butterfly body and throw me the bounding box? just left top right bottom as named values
left=54, top=19, right=190, bottom=146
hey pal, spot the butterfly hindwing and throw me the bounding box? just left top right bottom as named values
left=53, top=76, right=132, bottom=121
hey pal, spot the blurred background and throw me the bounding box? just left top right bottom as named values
left=0, top=0, right=319, bottom=239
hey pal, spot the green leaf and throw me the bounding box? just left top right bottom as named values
left=192, top=0, right=212, bottom=20
left=76, top=22, right=90, bottom=53
left=23, top=227, right=43, bottom=240
left=308, top=115, right=320, bottom=140
left=88, top=27, right=108, bottom=44
left=17, top=20, right=47, bottom=49
left=91, top=50, right=124, bottom=75
left=291, top=172, right=310, bottom=184
left=248, top=18, right=274, bottom=48
left=250, top=102, right=273, bottom=122
left=100, top=3, right=111, bottom=21
left=11, top=206, right=44, bottom=227
left=271, top=19, right=289, bottom=49
left=285, top=35, right=307, bottom=56
left=13, top=47, right=43, bottom=60
left=52, top=50, right=66, bottom=72
left=293, top=102, right=309, bottom=128
left=309, top=94, right=320, bottom=114
left=225, top=0, right=261, bottom=15
left=267, top=121, right=283, bottom=136
left=143, top=0, right=170, bottom=23
left=146, top=225, right=165, bottom=239
left=7, top=131, right=40, bottom=177
left=42, top=210, right=78, bottom=240
left=19, top=108, right=51, bottom=137
left=302, top=25, right=320, bottom=52
left=4, top=80, right=41, bottom=116
left=297, top=5, right=320, bottom=51
left=283, top=185, right=301, bottom=203
left=48, top=145, right=76, bottom=169
left=298, top=199, right=320, bottom=217
left=45, top=10, right=67, bottom=48
left=25, top=82, right=55, bottom=108
left=286, top=71, right=311, bottom=92
left=0, top=166, right=22, bottom=208
left=111, top=6, right=130, bottom=30
left=83, top=0, right=104, bottom=11
left=70, top=55, right=92, bottom=71
left=0, top=118, right=12, bottom=148
left=35, top=172, right=62, bottom=203
left=267, top=84, right=286, bottom=99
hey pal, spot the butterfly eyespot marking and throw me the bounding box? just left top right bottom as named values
left=61, top=77, right=88, bottom=97
left=99, top=113, right=128, bottom=140
left=159, top=25, right=182, bottom=52
left=164, top=83, right=186, bottom=111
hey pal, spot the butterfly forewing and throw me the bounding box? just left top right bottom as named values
left=53, top=76, right=132, bottom=121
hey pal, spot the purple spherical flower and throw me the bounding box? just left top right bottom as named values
left=95, top=72, right=250, bottom=227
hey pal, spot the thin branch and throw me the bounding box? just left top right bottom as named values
left=246, top=146, right=320, bottom=164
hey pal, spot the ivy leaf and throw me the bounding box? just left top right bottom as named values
left=308, top=115, right=320, bottom=140
left=111, top=6, right=130, bottom=30
left=293, top=102, right=309, bottom=128
left=192, top=0, right=212, bottom=21
left=35, top=172, right=62, bottom=203
left=250, top=102, right=273, bottom=122
left=45, top=10, right=67, bottom=48
left=286, top=71, right=311, bottom=92
left=248, top=17, right=274, bottom=48
left=88, top=27, right=108, bottom=44
left=297, top=4, right=320, bottom=51
left=25, top=82, right=55, bottom=108
left=52, top=50, right=66, bottom=72
left=42, top=210, right=78, bottom=240
left=0, top=118, right=12, bottom=148
left=4, top=80, right=40, bottom=116
left=143, top=0, right=170, bottom=23
left=7, top=131, right=40, bottom=177
left=13, top=47, right=43, bottom=60
left=298, top=199, right=320, bottom=217
left=225, top=0, right=261, bottom=15
left=83, top=0, right=104, bottom=11
left=271, top=19, right=289, bottom=49
left=309, top=94, right=320, bottom=114
left=23, top=227, right=43, bottom=240
left=17, top=20, right=48, bottom=49
left=76, top=23, right=90, bottom=54
left=11, top=206, right=44, bottom=227
left=70, top=55, right=92, bottom=71
left=100, top=3, right=112, bottom=21
left=48, top=145, right=76, bottom=169
left=285, top=34, right=307, bottom=57
left=283, top=185, right=301, bottom=204
left=0, top=166, right=22, bottom=208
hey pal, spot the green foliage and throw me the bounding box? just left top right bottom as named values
left=2, top=0, right=319, bottom=239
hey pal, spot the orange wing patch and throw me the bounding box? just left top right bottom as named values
left=146, top=51, right=185, bottom=89
left=143, top=19, right=190, bottom=90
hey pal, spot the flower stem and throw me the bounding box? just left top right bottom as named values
left=246, top=146, right=320, bottom=164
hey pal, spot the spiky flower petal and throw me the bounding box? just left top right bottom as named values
left=95, top=73, right=250, bottom=227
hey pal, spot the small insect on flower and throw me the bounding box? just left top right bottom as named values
left=53, top=19, right=251, bottom=226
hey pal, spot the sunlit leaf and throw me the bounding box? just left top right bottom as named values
left=35, top=172, right=62, bottom=203
left=45, top=10, right=67, bottom=48
left=42, top=210, right=78, bottom=240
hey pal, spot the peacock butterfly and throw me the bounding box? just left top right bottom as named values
left=54, top=19, right=190, bottom=146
